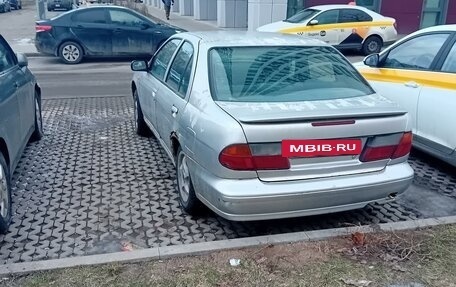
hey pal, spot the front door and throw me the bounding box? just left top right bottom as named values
left=0, top=38, right=24, bottom=167
left=420, top=0, right=448, bottom=29
left=142, top=38, right=181, bottom=132
left=155, top=41, right=194, bottom=152
left=306, top=9, right=339, bottom=45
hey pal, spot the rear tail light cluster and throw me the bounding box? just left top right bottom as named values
left=219, top=143, right=289, bottom=171
left=36, top=25, right=52, bottom=33
left=360, top=132, right=412, bottom=162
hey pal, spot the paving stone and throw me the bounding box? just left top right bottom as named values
left=0, top=96, right=451, bottom=263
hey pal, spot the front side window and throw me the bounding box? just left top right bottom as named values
left=209, top=46, right=374, bottom=102
left=109, top=10, right=147, bottom=27
left=285, top=8, right=320, bottom=23
left=313, top=10, right=339, bottom=25
left=150, top=39, right=181, bottom=80
left=383, top=33, right=450, bottom=70
left=166, top=42, right=194, bottom=97
left=339, top=9, right=372, bottom=23
left=72, top=9, right=107, bottom=24
left=441, top=42, right=456, bottom=73
left=0, top=41, right=15, bottom=73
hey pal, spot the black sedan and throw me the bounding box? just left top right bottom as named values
left=1, top=35, right=43, bottom=234
left=35, top=6, right=183, bottom=64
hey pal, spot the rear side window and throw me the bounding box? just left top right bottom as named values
left=165, top=41, right=194, bottom=97
left=72, top=9, right=107, bottom=24
left=109, top=10, right=148, bottom=27
left=339, top=9, right=373, bottom=23
left=209, top=46, right=374, bottom=102
left=150, top=39, right=181, bottom=80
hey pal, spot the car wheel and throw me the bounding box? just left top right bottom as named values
left=59, top=41, right=83, bottom=64
left=176, top=147, right=203, bottom=215
left=362, top=36, right=383, bottom=55
left=0, top=153, right=12, bottom=234
left=133, top=90, right=152, bottom=137
left=30, top=93, right=43, bottom=142
left=47, top=7, right=52, bottom=11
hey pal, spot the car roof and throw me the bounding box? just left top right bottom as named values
left=310, top=4, right=373, bottom=12
left=413, top=24, right=456, bottom=33
left=183, top=31, right=328, bottom=47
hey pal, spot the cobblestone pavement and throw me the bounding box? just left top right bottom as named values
left=0, top=96, right=454, bottom=264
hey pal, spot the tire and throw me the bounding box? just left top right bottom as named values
left=362, top=36, right=383, bottom=55
left=47, top=6, right=52, bottom=11
left=59, top=41, right=83, bottom=64
left=30, top=93, right=43, bottom=142
left=133, top=90, right=152, bottom=137
left=0, top=153, right=12, bottom=234
left=176, top=147, right=203, bottom=215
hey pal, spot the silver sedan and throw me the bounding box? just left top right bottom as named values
left=130, top=31, right=414, bottom=221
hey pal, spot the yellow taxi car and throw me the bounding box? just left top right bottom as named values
left=257, top=4, right=397, bottom=55
left=355, top=25, right=456, bottom=166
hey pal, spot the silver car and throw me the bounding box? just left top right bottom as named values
left=130, top=31, right=414, bottom=221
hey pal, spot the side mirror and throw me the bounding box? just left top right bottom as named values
left=363, top=53, right=380, bottom=67
left=131, top=60, right=147, bottom=71
left=16, top=53, right=28, bottom=68
left=308, top=19, right=319, bottom=26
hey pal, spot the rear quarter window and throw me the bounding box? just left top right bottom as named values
left=208, top=46, right=374, bottom=102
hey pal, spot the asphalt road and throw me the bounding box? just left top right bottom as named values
left=28, top=56, right=133, bottom=99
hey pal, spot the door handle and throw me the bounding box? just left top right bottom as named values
left=171, top=105, right=178, bottom=116
left=13, top=82, right=19, bottom=89
left=113, top=28, right=123, bottom=33
left=404, top=81, right=419, bottom=88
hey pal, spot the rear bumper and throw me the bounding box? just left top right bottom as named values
left=35, top=33, right=58, bottom=56
left=191, top=162, right=414, bottom=221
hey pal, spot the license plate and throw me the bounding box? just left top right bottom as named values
left=55, top=4, right=60, bottom=6
left=282, top=139, right=362, bottom=157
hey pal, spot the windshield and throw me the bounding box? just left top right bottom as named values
left=208, top=46, right=374, bottom=102
left=285, top=9, right=320, bottom=23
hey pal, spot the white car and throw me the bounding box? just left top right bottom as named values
left=356, top=25, right=456, bottom=166
left=257, top=4, right=397, bottom=55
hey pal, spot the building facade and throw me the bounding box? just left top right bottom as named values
left=147, top=0, right=456, bottom=34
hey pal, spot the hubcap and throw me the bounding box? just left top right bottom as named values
left=35, top=99, right=42, bottom=132
left=0, top=164, right=9, bottom=219
left=62, top=45, right=80, bottom=62
left=368, top=41, right=379, bottom=52
left=177, top=152, right=190, bottom=203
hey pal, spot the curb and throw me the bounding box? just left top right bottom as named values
left=1, top=215, right=456, bottom=276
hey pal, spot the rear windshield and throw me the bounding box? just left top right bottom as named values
left=285, top=9, right=320, bottom=23
left=208, top=46, right=374, bottom=102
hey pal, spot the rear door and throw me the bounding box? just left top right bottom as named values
left=337, top=8, right=373, bottom=48
left=416, top=35, right=456, bottom=154
left=0, top=38, right=24, bottom=168
left=70, top=8, right=112, bottom=55
left=108, top=9, right=160, bottom=56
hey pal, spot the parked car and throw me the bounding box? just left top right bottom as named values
left=8, top=0, right=21, bottom=10
left=130, top=31, right=414, bottom=221
left=257, top=5, right=397, bottom=55
left=355, top=25, right=456, bottom=167
left=0, top=0, right=11, bottom=13
left=47, top=0, right=73, bottom=11
left=0, top=35, right=43, bottom=234
left=35, top=6, right=183, bottom=64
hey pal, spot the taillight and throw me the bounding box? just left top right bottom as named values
left=219, top=144, right=290, bottom=171
left=36, top=25, right=52, bottom=33
left=360, top=132, right=412, bottom=162
left=392, top=132, right=412, bottom=159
